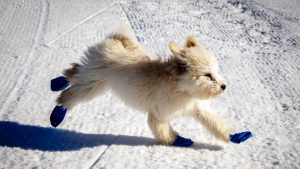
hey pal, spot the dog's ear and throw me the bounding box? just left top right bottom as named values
left=168, top=41, right=182, bottom=55
left=185, top=36, right=199, bottom=48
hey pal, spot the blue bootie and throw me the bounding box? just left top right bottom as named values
left=50, top=76, right=69, bottom=91
left=229, top=131, right=253, bottom=144
left=172, top=135, right=194, bottom=147
left=50, top=106, right=67, bottom=127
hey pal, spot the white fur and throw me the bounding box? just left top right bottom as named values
left=56, top=25, right=232, bottom=145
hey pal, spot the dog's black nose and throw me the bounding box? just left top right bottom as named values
left=221, top=84, right=226, bottom=90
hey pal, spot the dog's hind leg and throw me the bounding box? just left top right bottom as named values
left=50, top=63, right=80, bottom=92
left=56, top=78, right=108, bottom=110
left=63, top=63, right=80, bottom=84
left=50, top=71, right=108, bottom=127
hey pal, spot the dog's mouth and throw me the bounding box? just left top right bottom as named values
left=197, top=90, right=222, bottom=100
left=209, top=89, right=224, bottom=98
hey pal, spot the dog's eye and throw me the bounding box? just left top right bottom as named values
left=204, top=73, right=212, bottom=80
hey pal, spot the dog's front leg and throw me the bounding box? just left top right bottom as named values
left=147, top=112, right=177, bottom=145
left=192, top=105, right=232, bottom=143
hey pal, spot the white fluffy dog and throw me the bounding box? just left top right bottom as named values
left=55, top=26, right=231, bottom=146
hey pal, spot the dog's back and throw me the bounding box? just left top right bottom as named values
left=57, top=24, right=148, bottom=109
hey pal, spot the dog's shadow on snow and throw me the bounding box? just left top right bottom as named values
left=0, top=121, right=223, bottom=152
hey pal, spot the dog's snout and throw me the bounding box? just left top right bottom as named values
left=221, top=84, right=226, bottom=90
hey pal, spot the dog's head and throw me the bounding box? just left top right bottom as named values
left=169, top=36, right=226, bottom=99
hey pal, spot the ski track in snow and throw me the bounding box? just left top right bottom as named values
left=0, top=0, right=299, bottom=169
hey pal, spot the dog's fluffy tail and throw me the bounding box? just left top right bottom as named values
left=56, top=24, right=146, bottom=109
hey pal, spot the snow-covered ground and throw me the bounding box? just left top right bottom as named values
left=0, top=0, right=299, bottom=168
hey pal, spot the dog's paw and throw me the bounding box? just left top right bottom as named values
left=51, top=76, right=69, bottom=91
left=172, top=135, right=194, bottom=147
left=50, top=106, right=67, bottom=127
left=229, top=131, right=253, bottom=144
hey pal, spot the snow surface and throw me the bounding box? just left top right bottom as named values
left=0, top=0, right=299, bottom=168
